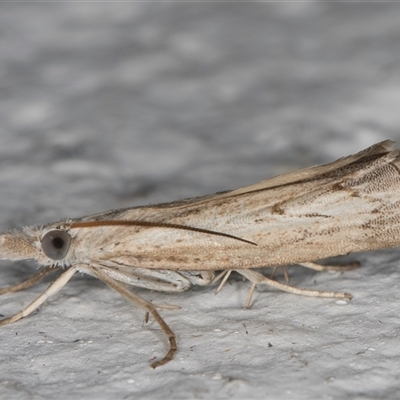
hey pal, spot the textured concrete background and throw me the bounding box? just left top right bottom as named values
left=1, top=3, right=400, bottom=399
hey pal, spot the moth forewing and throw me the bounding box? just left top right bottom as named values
left=0, top=139, right=399, bottom=367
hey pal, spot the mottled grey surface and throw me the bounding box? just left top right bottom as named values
left=1, top=3, right=400, bottom=399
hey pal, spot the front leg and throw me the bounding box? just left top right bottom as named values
left=0, top=266, right=59, bottom=294
left=0, top=267, right=77, bottom=326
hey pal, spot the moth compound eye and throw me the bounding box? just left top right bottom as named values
left=41, top=230, right=71, bottom=260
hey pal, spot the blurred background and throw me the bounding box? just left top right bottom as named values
left=2, top=3, right=400, bottom=226
left=2, top=3, right=400, bottom=399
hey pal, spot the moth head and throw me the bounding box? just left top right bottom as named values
left=0, top=225, right=73, bottom=266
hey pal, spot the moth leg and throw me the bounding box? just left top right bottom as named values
left=0, top=266, right=59, bottom=295
left=236, top=269, right=352, bottom=307
left=213, top=270, right=232, bottom=295
left=0, top=266, right=77, bottom=326
left=270, top=266, right=290, bottom=283
left=141, top=304, right=181, bottom=328
left=245, top=283, right=256, bottom=308
left=299, top=261, right=360, bottom=272
left=89, top=266, right=177, bottom=369
left=211, top=270, right=229, bottom=284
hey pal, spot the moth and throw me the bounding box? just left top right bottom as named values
left=1, top=140, right=399, bottom=368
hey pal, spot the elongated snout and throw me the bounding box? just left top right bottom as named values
left=0, top=230, right=38, bottom=261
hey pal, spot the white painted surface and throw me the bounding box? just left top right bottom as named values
left=1, top=3, right=400, bottom=399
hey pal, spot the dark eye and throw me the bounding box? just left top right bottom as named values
left=41, top=230, right=71, bottom=260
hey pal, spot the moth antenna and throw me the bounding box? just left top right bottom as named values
left=70, top=220, right=258, bottom=246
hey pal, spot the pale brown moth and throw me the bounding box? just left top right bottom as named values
left=1, top=140, right=399, bottom=367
